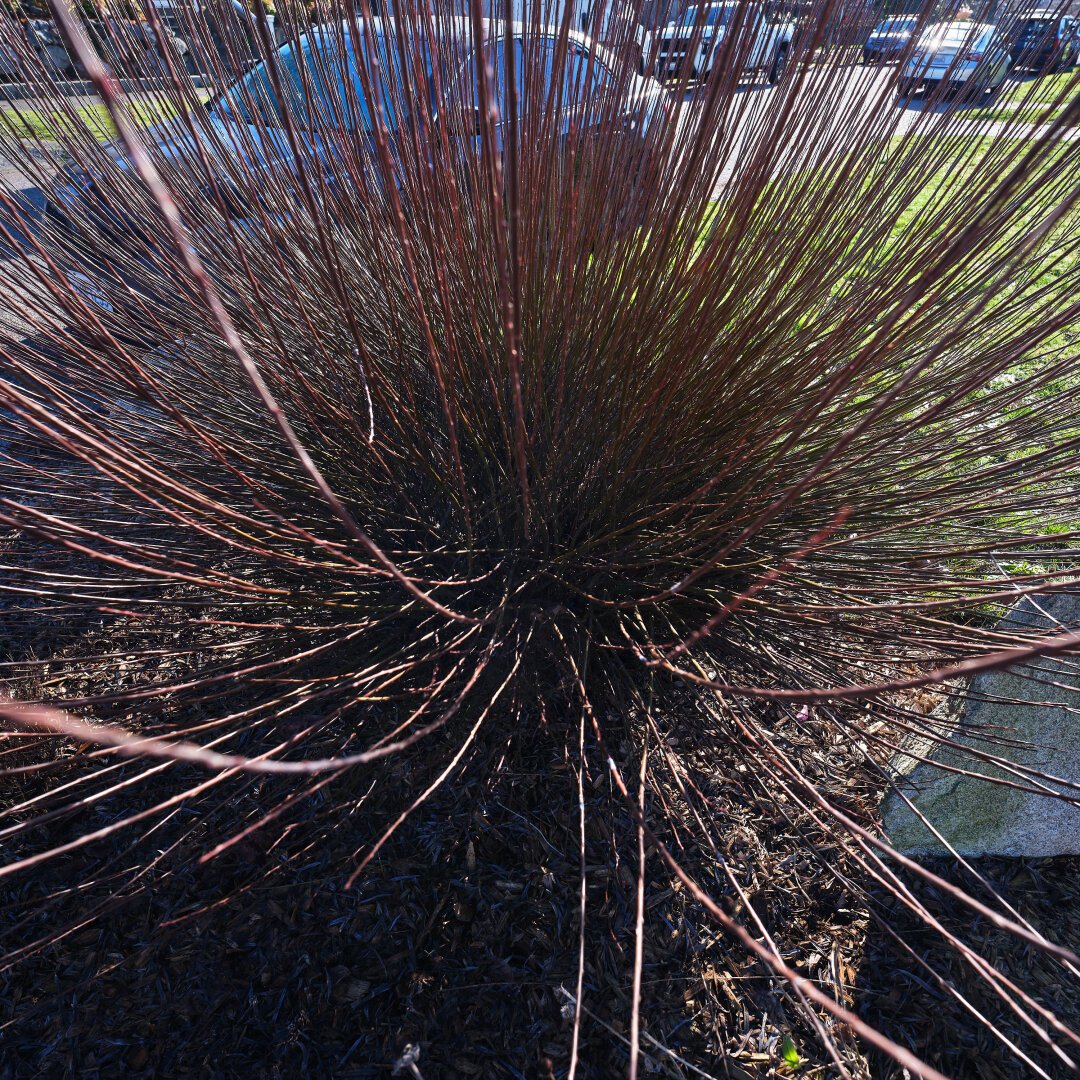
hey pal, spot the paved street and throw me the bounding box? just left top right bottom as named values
left=687, top=61, right=1080, bottom=188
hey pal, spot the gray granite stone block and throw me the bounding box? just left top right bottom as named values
left=883, top=592, right=1080, bottom=857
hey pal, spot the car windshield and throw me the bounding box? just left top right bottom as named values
left=215, top=26, right=423, bottom=132
left=681, top=4, right=736, bottom=27
left=217, top=47, right=307, bottom=128
left=919, top=23, right=985, bottom=48
left=1020, top=19, right=1054, bottom=33
left=456, top=36, right=611, bottom=119
left=877, top=17, right=917, bottom=32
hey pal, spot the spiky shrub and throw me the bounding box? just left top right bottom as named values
left=2, top=0, right=1080, bottom=1072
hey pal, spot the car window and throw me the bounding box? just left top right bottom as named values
left=216, top=30, right=412, bottom=132
left=219, top=44, right=308, bottom=128
left=458, top=38, right=533, bottom=122
left=457, top=34, right=613, bottom=123
left=496, top=37, right=530, bottom=108
left=315, top=30, right=407, bottom=132
left=682, top=4, right=736, bottom=27
left=928, top=25, right=979, bottom=45
left=562, top=41, right=610, bottom=97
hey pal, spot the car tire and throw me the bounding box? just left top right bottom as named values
left=768, top=45, right=788, bottom=84
left=42, top=198, right=71, bottom=233
left=897, top=77, right=915, bottom=97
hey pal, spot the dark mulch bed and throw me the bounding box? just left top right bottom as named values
left=3, top=740, right=1078, bottom=1079
left=863, top=855, right=1080, bottom=1080
left=1, top=535, right=1078, bottom=1079
left=0, top=717, right=871, bottom=1079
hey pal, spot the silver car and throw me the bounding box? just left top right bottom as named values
left=897, top=20, right=1011, bottom=97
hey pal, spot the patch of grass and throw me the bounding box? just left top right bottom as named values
left=1, top=93, right=207, bottom=144
left=961, top=71, right=1078, bottom=125
left=962, top=103, right=1059, bottom=124
left=1004, top=71, right=1076, bottom=104
left=705, top=134, right=1080, bottom=581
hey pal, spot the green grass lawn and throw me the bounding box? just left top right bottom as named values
left=0, top=93, right=209, bottom=144
left=853, top=134, right=1080, bottom=580
left=961, top=71, right=1078, bottom=125
left=703, top=130, right=1080, bottom=587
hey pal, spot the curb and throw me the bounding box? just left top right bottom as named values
left=0, top=74, right=211, bottom=103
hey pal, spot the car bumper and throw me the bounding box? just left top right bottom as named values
left=865, top=41, right=907, bottom=60
left=1011, top=47, right=1058, bottom=68
left=901, top=59, right=981, bottom=84
left=654, top=45, right=705, bottom=77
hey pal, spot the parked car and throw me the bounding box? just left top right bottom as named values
left=862, top=15, right=918, bottom=64
left=0, top=35, right=20, bottom=81
left=1008, top=10, right=1078, bottom=71
left=642, top=1, right=795, bottom=83
left=48, top=18, right=670, bottom=236
left=214, top=18, right=669, bottom=154
left=145, top=0, right=268, bottom=75
left=897, top=20, right=1011, bottom=97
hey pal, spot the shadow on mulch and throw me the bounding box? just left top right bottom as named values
left=859, top=855, right=1080, bottom=1080
left=0, top=727, right=859, bottom=1080
left=2, top=741, right=1078, bottom=1080
left=1, top=542, right=1078, bottom=1079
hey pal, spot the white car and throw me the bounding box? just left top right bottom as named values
left=898, top=20, right=1011, bottom=97
left=643, top=1, right=795, bottom=83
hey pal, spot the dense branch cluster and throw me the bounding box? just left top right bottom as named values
left=1, top=0, right=1079, bottom=1072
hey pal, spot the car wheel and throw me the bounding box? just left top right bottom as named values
left=768, top=45, right=788, bottom=84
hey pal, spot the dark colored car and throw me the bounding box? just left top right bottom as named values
left=1008, top=11, right=1078, bottom=71
left=863, top=16, right=918, bottom=64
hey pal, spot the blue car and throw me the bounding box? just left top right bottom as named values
left=48, top=18, right=670, bottom=239
left=863, top=16, right=919, bottom=64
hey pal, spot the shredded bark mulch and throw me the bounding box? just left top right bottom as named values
left=1, top=536, right=1078, bottom=1079
left=2, top=737, right=1077, bottom=1079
